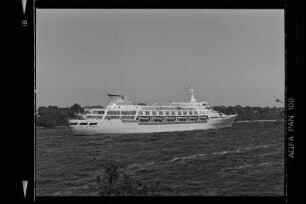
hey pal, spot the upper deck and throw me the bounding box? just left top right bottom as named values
left=80, top=87, right=221, bottom=119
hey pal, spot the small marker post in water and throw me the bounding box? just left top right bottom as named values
left=66, top=105, right=70, bottom=136
left=22, top=180, right=28, bottom=197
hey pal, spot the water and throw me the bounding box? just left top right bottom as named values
left=36, top=121, right=284, bottom=196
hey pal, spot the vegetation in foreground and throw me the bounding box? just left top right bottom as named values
left=36, top=103, right=284, bottom=128
left=96, top=162, right=162, bottom=196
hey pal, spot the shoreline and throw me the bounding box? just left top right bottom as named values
left=36, top=126, right=68, bottom=129
left=235, top=119, right=281, bottom=123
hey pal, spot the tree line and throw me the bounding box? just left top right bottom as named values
left=36, top=103, right=284, bottom=128
left=36, top=103, right=84, bottom=128
left=213, top=105, right=284, bottom=121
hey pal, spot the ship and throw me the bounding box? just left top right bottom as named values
left=68, top=87, right=237, bottom=135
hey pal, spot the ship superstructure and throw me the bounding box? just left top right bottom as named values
left=68, top=87, right=237, bottom=135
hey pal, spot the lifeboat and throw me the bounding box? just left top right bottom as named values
left=188, top=116, right=198, bottom=121
left=177, top=116, right=187, bottom=121
left=199, top=115, right=208, bottom=121
left=151, top=116, right=163, bottom=122
left=165, top=116, right=176, bottom=122
left=137, top=116, right=150, bottom=122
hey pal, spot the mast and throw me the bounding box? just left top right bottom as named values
left=211, top=97, right=213, bottom=108
left=186, top=85, right=197, bottom=103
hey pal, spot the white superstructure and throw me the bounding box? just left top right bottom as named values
left=68, top=87, right=237, bottom=135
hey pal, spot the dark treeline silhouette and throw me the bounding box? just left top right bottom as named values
left=213, top=105, right=284, bottom=121
left=36, top=103, right=284, bottom=128
left=36, top=103, right=85, bottom=128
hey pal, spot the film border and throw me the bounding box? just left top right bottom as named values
left=18, top=0, right=305, bottom=203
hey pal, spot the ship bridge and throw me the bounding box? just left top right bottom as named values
left=107, top=93, right=136, bottom=106
left=171, top=86, right=209, bottom=107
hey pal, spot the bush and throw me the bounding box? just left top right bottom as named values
left=36, top=104, right=84, bottom=127
left=96, top=162, right=161, bottom=196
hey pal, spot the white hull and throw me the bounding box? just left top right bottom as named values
left=69, top=115, right=237, bottom=135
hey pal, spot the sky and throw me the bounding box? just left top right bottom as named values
left=36, top=9, right=284, bottom=108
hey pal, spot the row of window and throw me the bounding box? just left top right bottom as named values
left=71, top=122, right=98, bottom=126
left=84, top=110, right=104, bottom=114
left=86, top=115, right=103, bottom=119
left=86, top=110, right=207, bottom=116
left=93, top=111, right=104, bottom=114
left=137, top=116, right=207, bottom=118
left=120, top=111, right=137, bottom=115
left=138, top=110, right=199, bottom=116
left=105, top=116, right=121, bottom=119
left=107, top=111, right=121, bottom=115
left=71, top=114, right=209, bottom=124
left=107, top=111, right=137, bottom=115
left=105, top=116, right=136, bottom=120
left=142, top=107, right=196, bottom=111
left=137, top=116, right=208, bottom=122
